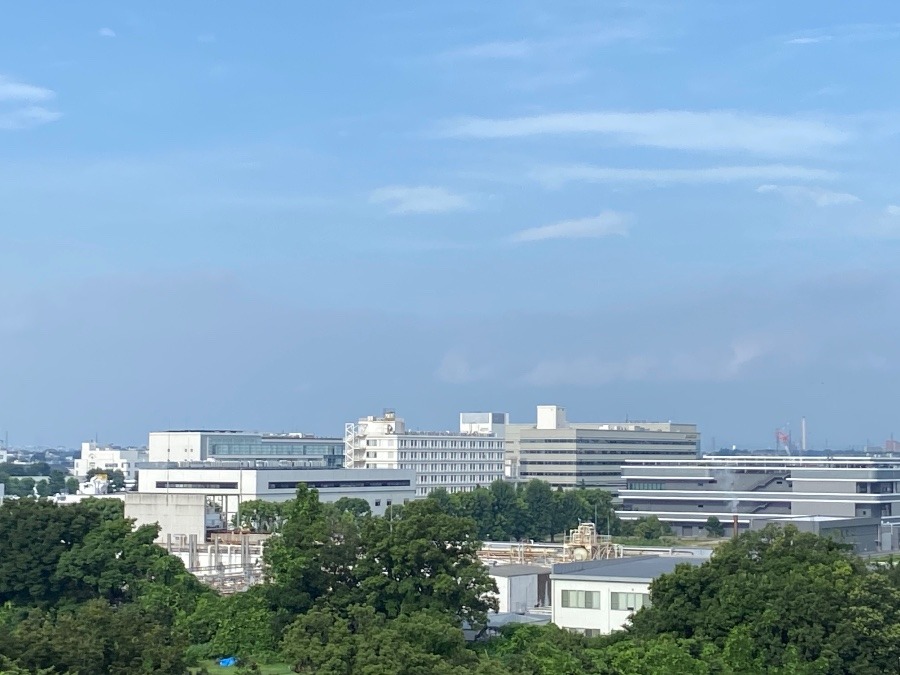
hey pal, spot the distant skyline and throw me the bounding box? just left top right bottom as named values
left=2, top=2, right=900, bottom=449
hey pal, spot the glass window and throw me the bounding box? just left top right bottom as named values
left=610, top=592, right=650, bottom=611
left=561, top=590, right=601, bottom=609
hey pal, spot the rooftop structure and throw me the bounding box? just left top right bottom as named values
left=148, top=430, right=344, bottom=468
left=499, top=405, right=700, bottom=492
left=345, top=410, right=505, bottom=496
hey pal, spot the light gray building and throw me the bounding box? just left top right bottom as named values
left=148, top=430, right=345, bottom=468
left=619, top=456, right=900, bottom=537
left=494, top=405, right=700, bottom=492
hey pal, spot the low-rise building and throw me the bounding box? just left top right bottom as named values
left=148, top=430, right=344, bottom=468
left=74, top=442, right=148, bottom=482
left=619, top=456, right=900, bottom=536
left=487, top=564, right=551, bottom=614
left=345, top=411, right=505, bottom=496
left=551, top=556, right=704, bottom=636
left=136, top=462, right=415, bottom=529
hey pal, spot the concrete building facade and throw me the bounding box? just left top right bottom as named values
left=137, top=463, right=415, bottom=523
left=619, top=456, right=900, bottom=536
left=551, top=556, right=703, bottom=636
left=345, top=411, right=505, bottom=496
left=74, top=442, right=148, bottom=481
left=148, top=430, right=344, bottom=468
left=502, top=405, right=700, bottom=492
left=488, top=564, right=551, bottom=614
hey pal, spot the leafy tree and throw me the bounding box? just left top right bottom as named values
left=235, top=499, right=285, bottom=533
left=0, top=498, right=121, bottom=606
left=488, top=480, right=526, bottom=541
left=185, top=587, right=279, bottom=662
left=6, top=600, right=187, bottom=674
left=522, top=479, right=555, bottom=541
left=631, top=516, right=671, bottom=541
left=330, top=496, right=372, bottom=518
left=703, top=516, right=725, bottom=538
left=629, top=525, right=900, bottom=673
left=64, top=477, right=79, bottom=494
left=47, top=471, right=67, bottom=496
left=356, top=498, right=497, bottom=626
left=35, top=480, right=51, bottom=498
left=282, top=605, right=480, bottom=675
left=262, top=484, right=333, bottom=617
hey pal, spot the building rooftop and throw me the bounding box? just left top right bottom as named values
left=487, top=564, right=551, bottom=577
left=552, top=555, right=705, bottom=582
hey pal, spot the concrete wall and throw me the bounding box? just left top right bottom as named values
left=124, top=492, right=207, bottom=542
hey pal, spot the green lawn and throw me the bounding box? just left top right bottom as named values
left=191, top=661, right=294, bottom=674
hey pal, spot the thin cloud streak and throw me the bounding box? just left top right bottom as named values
left=756, top=184, right=860, bottom=207
left=98, top=27, right=116, bottom=38
left=0, top=75, right=55, bottom=102
left=440, top=110, right=849, bottom=156
left=369, top=185, right=470, bottom=214
left=0, top=106, right=62, bottom=131
left=532, top=164, right=836, bottom=187
left=511, top=212, right=629, bottom=243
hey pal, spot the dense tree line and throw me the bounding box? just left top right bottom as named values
left=0, top=463, right=79, bottom=498
left=4, top=485, right=900, bottom=673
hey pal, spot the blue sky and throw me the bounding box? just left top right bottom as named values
left=2, top=1, right=900, bottom=449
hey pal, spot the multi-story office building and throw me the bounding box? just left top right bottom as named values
left=344, top=410, right=505, bottom=496
left=74, top=442, right=148, bottom=482
left=502, top=405, right=700, bottom=492
left=619, top=456, right=900, bottom=536
left=148, top=430, right=344, bottom=468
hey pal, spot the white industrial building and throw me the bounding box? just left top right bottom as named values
left=148, top=430, right=344, bottom=468
left=497, top=405, right=700, bottom=492
left=345, top=411, right=505, bottom=496
left=551, top=556, right=704, bottom=636
left=487, top=564, right=551, bottom=614
left=619, top=456, right=900, bottom=539
left=74, top=442, right=148, bottom=482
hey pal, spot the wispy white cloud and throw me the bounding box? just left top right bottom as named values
left=0, top=76, right=60, bottom=131
left=98, top=27, right=116, bottom=38
left=784, top=23, right=900, bottom=46
left=511, top=212, right=629, bottom=243
left=886, top=205, right=900, bottom=216
left=444, top=40, right=534, bottom=60
left=756, top=184, right=860, bottom=207
left=440, top=110, right=848, bottom=156
left=0, top=75, right=55, bottom=103
left=369, top=185, right=470, bottom=215
left=532, top=164, right=835, bottom=188
left=786, top=36, right=832, bottom=45
left=441, top=25, right=644, bottom=61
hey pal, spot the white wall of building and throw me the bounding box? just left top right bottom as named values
left=75, top=443, right=148, bottom=480
left=137, top=466, right=416, bottom=522
left=124, top=492, right=208, bottom=543
left=552, top=577, right=651, bottom=636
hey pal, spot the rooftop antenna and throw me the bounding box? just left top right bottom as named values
left=801, top=417, right=807, bottom=455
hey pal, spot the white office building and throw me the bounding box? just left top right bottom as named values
left=488, top=564, right=551, bottom=614
left=74, top=442, right=148, bottom=482
left=501, top=405, right=700, bottom=492
left=148, top=430, right=344, bottom=468
left=551, top=556, right=704, bottom=636
left=345, top=410, right=506, bottom=496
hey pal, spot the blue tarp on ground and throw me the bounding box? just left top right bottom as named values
left=218, top=656, right=238, bottom=667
